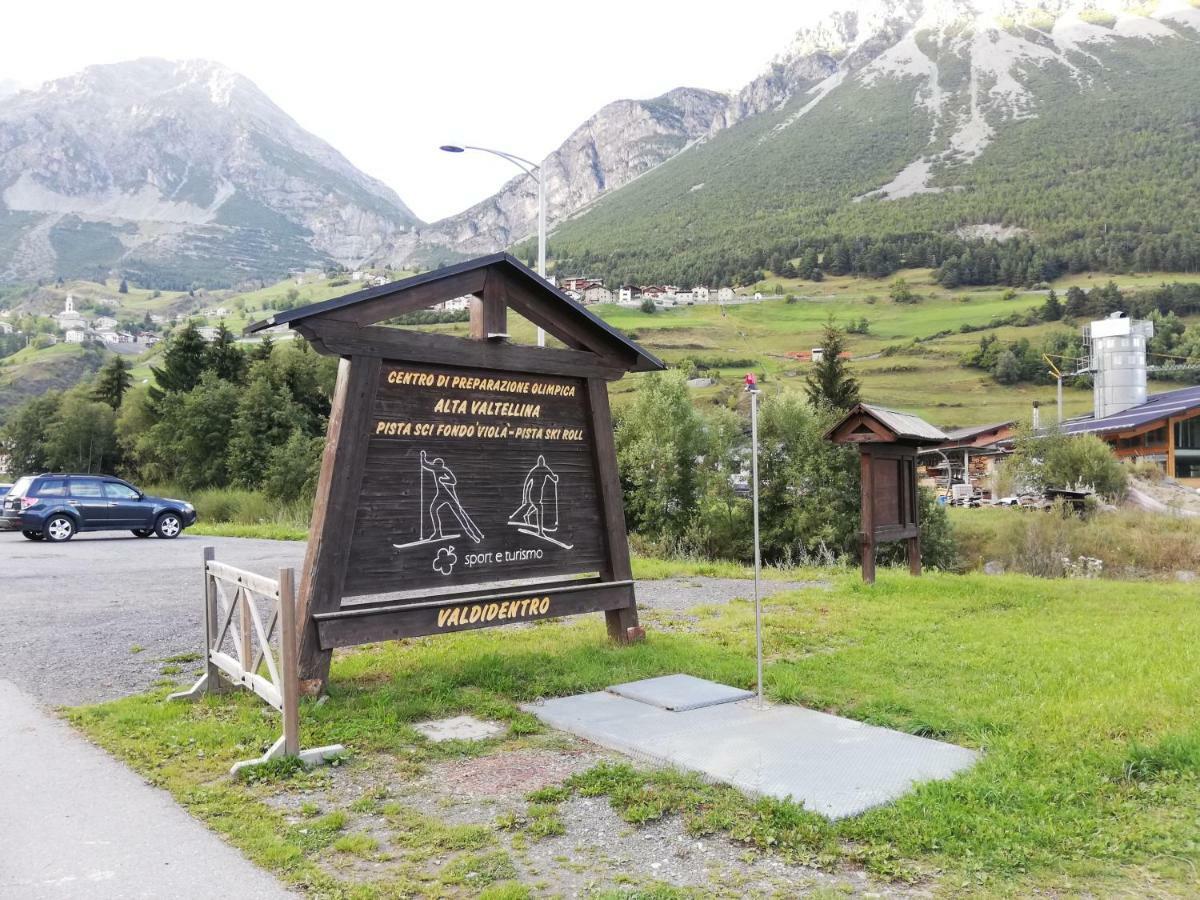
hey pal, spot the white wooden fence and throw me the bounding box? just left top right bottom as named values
left=170, top=546, right=342, bottom=773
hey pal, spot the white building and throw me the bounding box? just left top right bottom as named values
left=618, top=286, right=635, bottom=303
left=370, top=275, right=387, bottom=287
left=437, top=296, right=472, bottom=312
left=673, top=290, right=693, bottom=303
left=717, top=287, right=735, bottom=302
left=97, top=330, right=120, bottom=344
left=93, top=315, right=119, bottom=330
left=0, top=321, right=13, bottom=335
left=754, top=292, right=763, bottom=301
left=693, top=286, right=710, bottom=303
left=197, top=326, right=221, bottom=342
left=64, top=328, right=88, bottom=344
left=582, top=286, right=613, bottom=304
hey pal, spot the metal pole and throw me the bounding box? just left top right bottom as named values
left=1057, top=375, right=1063, bottom=425
left=750, top=385, right=763, bottom=709
left=536, top=172, right=546, bottom=348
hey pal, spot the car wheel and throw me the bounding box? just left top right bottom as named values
left=44, top=515, right=75, bottom=542
left=131, top=529, right=153, bottom=538
left=22, top=530, right=44, bottom=541
left=155, top=512, right=182, bottom=539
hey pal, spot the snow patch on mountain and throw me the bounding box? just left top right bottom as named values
left=768, top=69, right=846, bottom=137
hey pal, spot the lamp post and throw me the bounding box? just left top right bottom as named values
left=744, top=372, right=764, bottom=709
left=440, top=144, right=546, bottom=347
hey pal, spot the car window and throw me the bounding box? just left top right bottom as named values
left=69, top=478, right=104, bottom=498
left=36, top=478, right=67, bottom=497
left=9, top=476, right=34, bottom=498
left=103, top=482, right=140, bottom=500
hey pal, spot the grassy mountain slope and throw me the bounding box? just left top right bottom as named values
left=541, top=23, right=1200, bottom=287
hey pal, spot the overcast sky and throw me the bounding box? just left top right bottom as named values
left=3, top=0, right=840, bottom=222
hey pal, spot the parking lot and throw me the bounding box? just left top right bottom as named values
left=0, top=532, right=304, bottom=706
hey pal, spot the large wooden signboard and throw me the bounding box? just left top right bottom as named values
left=826, top=403, right=946, bottom=584
left=247, top=254, right=664, bottom=693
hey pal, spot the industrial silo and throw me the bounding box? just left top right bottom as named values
left=1086, top=313, right=1154, bottom=419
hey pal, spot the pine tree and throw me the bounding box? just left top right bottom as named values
left=118, top=278, right=129, bottom=294
left=92, top=355, right=132, bottom=410
left=249, top=335, right=275, bottom=363
left=805, top=322, right=860, bottom=412
left=1041, top=289, right=1063, bottom=321
left=148, top=322, right=208, bottom=403
left=1064, top=286, right=1089, bottom=319
left=205, top=323, right=246, bottom=384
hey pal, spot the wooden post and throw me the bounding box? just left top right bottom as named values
left=239, top=584, right=253, bottom=673
left=587, top=378, right=641, bottom=641
left=202, top=546, right=227, bottom=694
left=908, top=457, right=922, bottom=576
left=295, top=356, right=383, bottom=694
left=860, top=449, right=876, bottom=585
left=278, top=567, right=300, bottom=757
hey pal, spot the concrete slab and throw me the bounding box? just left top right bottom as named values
left=524, top=687, right=980, bottom=819
left=0, top=679, right=294, bottom=899
left=414, top=715, right=503, bottom=742
left=608, top=674, right=754, bottom=711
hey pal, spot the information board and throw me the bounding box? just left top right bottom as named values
left=343, top=362, right=607, bottom=596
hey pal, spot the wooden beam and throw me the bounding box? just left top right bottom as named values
left=296, top=319, right=628, bottom=380
left=317, top=268, right=487, bottom=327
left=470, top=269, right=508, bottom=340
left=586, top=378, right=641, bottom=641
left=860, top=448, right=876, bottom=584
left=295, top=355, right=382, bottom=694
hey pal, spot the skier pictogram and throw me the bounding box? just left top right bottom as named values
left=508, top=455, right=573, bottom=549
left=394, top=451, right=484, bottom=552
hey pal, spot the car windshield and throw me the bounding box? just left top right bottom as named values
left=8, top=476, right=35, bottom=498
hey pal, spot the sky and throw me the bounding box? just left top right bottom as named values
left=0, top=0, right=841, bottom=222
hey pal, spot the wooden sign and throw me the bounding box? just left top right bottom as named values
left=246, top=254, right=664, bottom=694
left=826, top=403, right=946, bottom=584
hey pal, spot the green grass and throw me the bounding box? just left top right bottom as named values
left=69, top=570, right=1200, bottom=896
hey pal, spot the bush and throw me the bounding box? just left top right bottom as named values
left=1008, top=427, right=1128, bottom=499
left=639, top=298, right=657, bottom=314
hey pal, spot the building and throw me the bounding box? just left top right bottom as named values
left=438, top=296, right=472, bottom=312
left=559, top=277, right=604, bottom=293
left=693, top=286, right=710, bottom=303
left=717, top=287, right=735, bottom=302
left=0, top=321, right=13, bottom=335
left=919, top=422, right=1016, bottom=493
left=197, top=326, right=221, bottom=342
left=1060, top=385, right=1200, bottom=486
left=582, top=285, right=613, bottom=304
left=93, top=315, right=119, bottom=330
left=618, top=286, right=636, bottom=303
left=97, top=330, right=120, bottom=344
left=64, top=328, right=88, bottom=343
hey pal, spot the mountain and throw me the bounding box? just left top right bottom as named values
left=0, top=58, right=421, bottom=287
left=540, top=0, right=1200, bottom=286
left=384, top=87, right=728, bottom=267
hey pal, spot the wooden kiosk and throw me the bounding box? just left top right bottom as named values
left=246, top=253, right=664, bottom=694
left=826, top=403, right=946, bottom=584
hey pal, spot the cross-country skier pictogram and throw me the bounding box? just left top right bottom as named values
left=394, top=451, right=484, bottom=551
left=508, top=455, right=573, bottom=550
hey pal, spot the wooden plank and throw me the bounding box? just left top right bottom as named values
left=248, top=593, right=280, bottom=688
left=297, top=319, right=626, bottom=380
left=278, top=568, right=300, bottom=756
left=860, top=448, right=876, bottom=584
left=207, top=561, right=280, bottom=599
left=318, top=268, right=487, bottom=327
left=201, top=547, right=227, bottom=694
left=470, top=269, right=508, bottom=340
left=586, top=378, right=640, bottom=640
left=296, top=355, right=383, bottom=694
left=238, top=585, right=253, bottom=672
left=502, top=272, right=637, bottom=365
left=315, top=580, right=634, bottom=648
left=340, top=576, right=603, bottom=612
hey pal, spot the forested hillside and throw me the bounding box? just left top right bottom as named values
left=536, top=11, right=1200, bottom=288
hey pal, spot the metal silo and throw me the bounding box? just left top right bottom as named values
left=1086, top=313, right=1154, bottom=419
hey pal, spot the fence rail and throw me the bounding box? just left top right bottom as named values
left=170, top=547, right=342, bottom=773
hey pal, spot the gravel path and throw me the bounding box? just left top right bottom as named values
left=0, top=532, right=816, bottom=706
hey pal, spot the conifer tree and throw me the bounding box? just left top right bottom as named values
left=205, top=322, right=246, bottom=384
left=805, top=322, right=860, bottom=412
left=92, top=355, right=132, bottom=410
left=148, top=322, right=208, bottom=403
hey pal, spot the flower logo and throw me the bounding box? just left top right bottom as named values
left=433, top=545, right=458, bottom=576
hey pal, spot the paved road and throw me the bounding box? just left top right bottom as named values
left=0, top=532, right=304, bottom=707
left=0, top=678, right=294, bottom=899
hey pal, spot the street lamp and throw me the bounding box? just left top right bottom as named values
left=441, top=144, right=546, bottom=347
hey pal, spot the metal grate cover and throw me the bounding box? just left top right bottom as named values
left=607, top=674, right=754, bottom=711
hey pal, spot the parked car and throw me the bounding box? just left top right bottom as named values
left=0, top=474, right=196, bottom=542
left=0, top=483, right=11, bottom=497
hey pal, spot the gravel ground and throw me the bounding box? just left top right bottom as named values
left=0, top=531, right=817, bottom=706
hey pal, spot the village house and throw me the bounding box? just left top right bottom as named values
left=438, top=296, right=472, bottom=312
left=559, top=276, right=604, bottom=293
left=64, top=328, right=89, bottom=344
left=93, top=315, right=119, bottom=330
left=0, top=321, right=13, bottom=335
left=717, top=287, right=735, bottom=302
left=582, top=285, right=613, bottom=304
left=618, top=286, right=636, bottom=303
left=693, top=286, right=710, bottom=302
